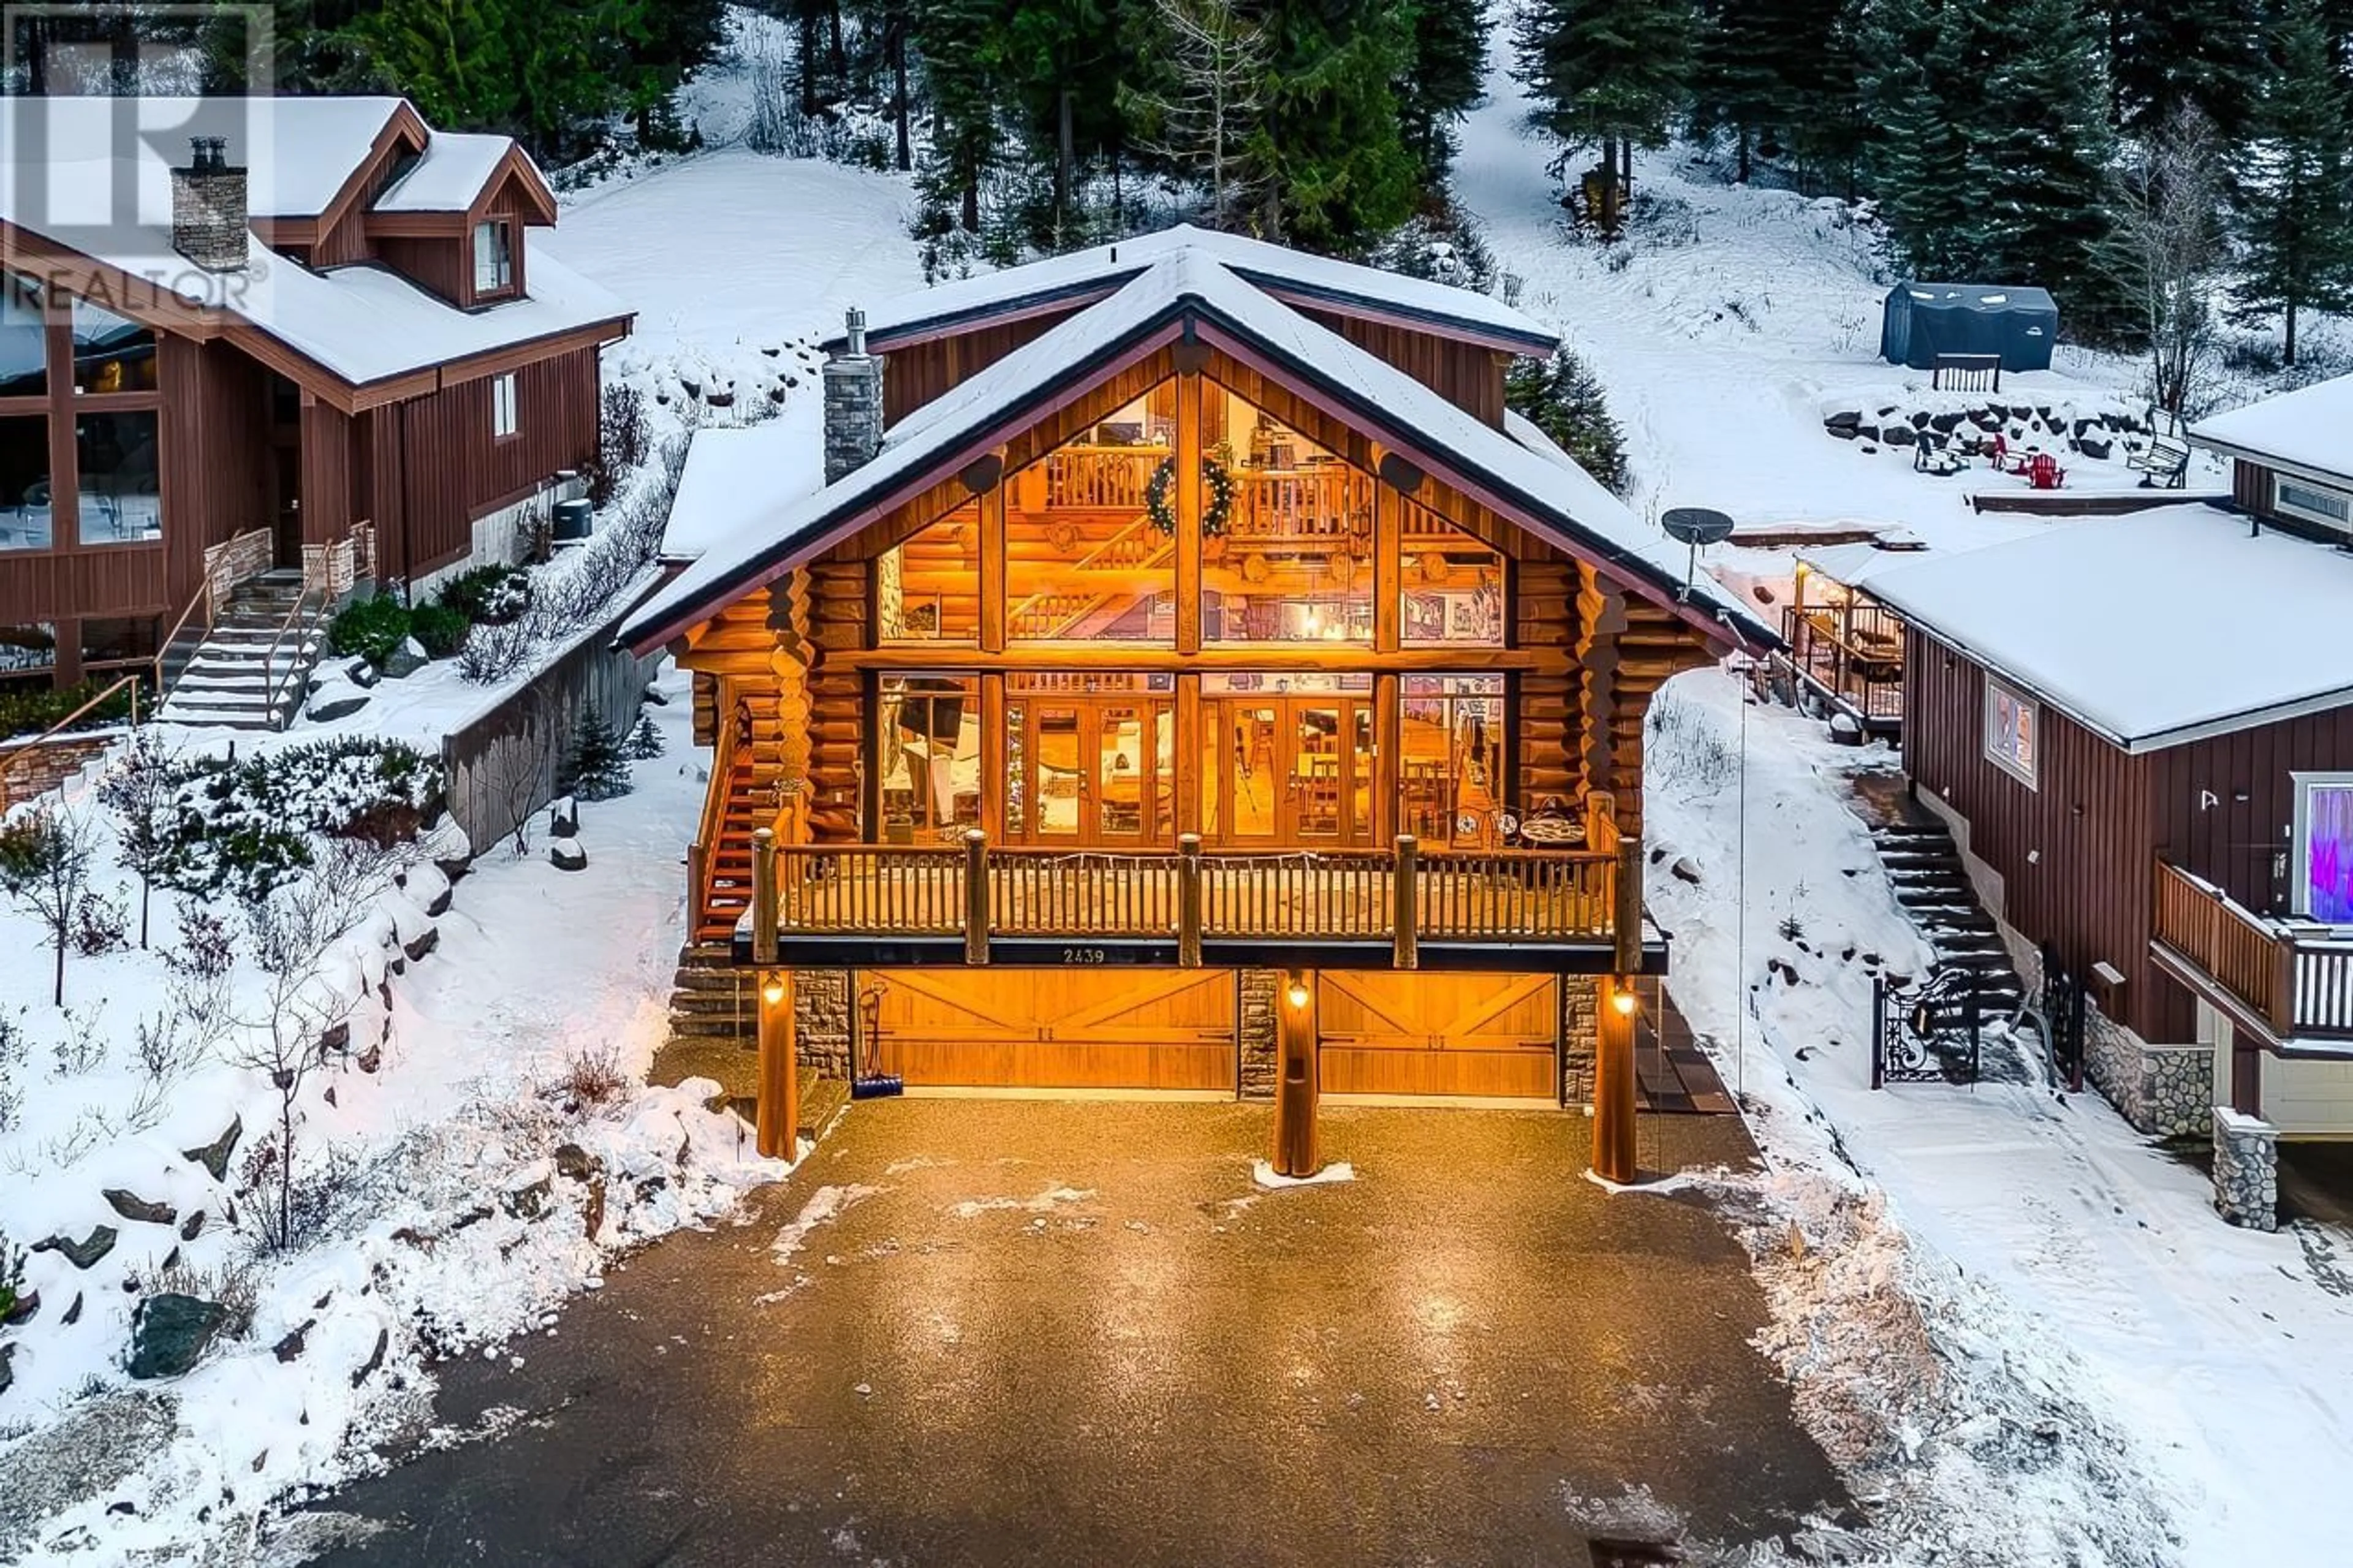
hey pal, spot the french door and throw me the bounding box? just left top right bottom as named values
left=1007, top=692, right=1175, bottom=846
left=1205, top=695, right=1376, bottom=847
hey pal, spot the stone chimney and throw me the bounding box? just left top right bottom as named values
left=823, top=307, right=885, bottom=483
left=170, top=136, right=248, bottom=273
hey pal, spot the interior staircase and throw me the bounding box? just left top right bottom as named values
left=1871, top=818, right=2026, bottom=1021
left=159, top=570, right=330, bottom=731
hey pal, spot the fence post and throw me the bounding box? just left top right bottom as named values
left=751, top=827, right=778, bottom=958
left=1393, top=835, right=1419, bottom=969
left=964, top=828, right=990, bottom=966
left=1178, top=832, right=1203, bottom=966
left=1870, top=975, right=1885, bottom=1090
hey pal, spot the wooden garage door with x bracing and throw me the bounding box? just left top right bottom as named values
left=1317, top=972, right=1560, bottom=1099
left=866, top=969, right=1238, bottom=1091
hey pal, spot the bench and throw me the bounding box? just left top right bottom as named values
left=1931, top=353, right=2003, bottom=392
left=2129, top=434, right=2191, bottom=488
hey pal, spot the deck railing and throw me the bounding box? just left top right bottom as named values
left=746, top=830, right=1627, bottom=964
left=2153, top=860, right=2353, bottom=1040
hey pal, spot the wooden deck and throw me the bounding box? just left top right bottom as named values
left=2152, top=861, right=2353, bottom=1046
left=735, top=831, right=1646, bottom=971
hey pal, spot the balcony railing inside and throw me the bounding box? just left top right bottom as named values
left=2152, top=860, right=2353, bottom=1042
left=746, top=830, right=1637, bottom=968
left=1773, top=598, right=1904, bottom=729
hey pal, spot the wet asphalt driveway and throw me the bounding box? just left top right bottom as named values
left=314, top=1099, right=1844, bottom=1567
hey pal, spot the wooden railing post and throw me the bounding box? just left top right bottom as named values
left=1393, top=834, right=1419, bottom=969
left=2272, top=937, right=2299, bottom=1038
left=751, top=826, right=778, bottom=956
left=1178, top=832, right=1203, bottom=966
left=1612, top=838, right=1644, bottom=974
left=964, top=828, right=990, bottom=966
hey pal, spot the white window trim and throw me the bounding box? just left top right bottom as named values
left=1983, top=676, right=2039, bottom=789
left=472, top=220, right=513, bottom=295
left=2290, top=770, right=2353, bottom=925
left=2273, top=472, right=2353, bottom=533
left=491, top=372, right=518, bottom=441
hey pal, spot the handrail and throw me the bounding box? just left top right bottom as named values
left=152, top=577, right=217, bottom=697
left=253, top=582, right=326, bottom=727
left=0, top=673, right=142, bottom=802
left=689, top=710, right=742, bottom=934
left=2153, top=859, right=2353, bottom=1040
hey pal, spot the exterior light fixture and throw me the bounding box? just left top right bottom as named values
left=762, top=975, right=787, bottom=1007
left=1287, top=981, right=1311, bottom=1010
left=1612, top=988, right=1638, bottom=1018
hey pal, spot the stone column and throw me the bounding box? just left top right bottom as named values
left=1560, top=978, right=1599, bottom=1107
left=2211, top=1108, right=2279, bottom=1232
left=1237, top=969, right=1279, bottom=1100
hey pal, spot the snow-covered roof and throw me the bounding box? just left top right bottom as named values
left=0, top=97, right=627, bottom=394
left=627, top=248, right=1768, bottom=653
left=2, top=95, right=407, bottom=218
left=839, top=224, right=1559, bottom=355
left=1886, top=282, right=2058, bottom=314
left=371, top=132, right=514, bottom=214
left=1863, top=506, right=2353, bottom=750
left=2191, top=374, right=2353, bottom=487
left=665, top=404, right=827, bottom=561
left=1794, top=541, right=1925, bottom=588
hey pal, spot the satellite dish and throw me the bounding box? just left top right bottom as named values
left=1659, top=506, right=1736, bottom=602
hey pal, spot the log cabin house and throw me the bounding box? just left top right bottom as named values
left=0, top=97, right=631, bottom=698
left=1866, top=504, right=2353, bottom=1188
left=621, top=230, right=1773, bottom=1178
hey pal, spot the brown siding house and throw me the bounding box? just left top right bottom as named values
left=0, top=96, right=632, bottom=690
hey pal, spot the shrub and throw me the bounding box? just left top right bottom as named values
left=157, top=738, right=446, bottom=900
left=328, top=594, right=412, bottom=668
left=70, top=888, right=129, bottom=955
left=409, top=602, right=470, bottom=659
left=554, top=1043, right=630, bottom=1110
left=624, top=713, right=663, bottom=760
left=434, top=564, right=531, bottom=625
left=456, top=622, right=533, bottom=685
left=0, top=678, right=138, bottom=741
left=589, top=382, right=650, bottom=507
left=1505, top=349, right=1631, bottom=497
left=0, top=1231, right=23, bottom=1321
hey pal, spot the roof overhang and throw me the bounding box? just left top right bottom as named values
left=2186, top=434, right=2353, bottom=498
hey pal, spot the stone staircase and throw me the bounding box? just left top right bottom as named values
left=1871, top=818, right=2026, bottom=1022
left=654, top=941, right=847, bottom=1142
left=159, top=570, right=331, bottom=731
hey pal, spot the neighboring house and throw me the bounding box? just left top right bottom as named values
left=618, top=227, right=1774, bottom=1177
left=0, top=97, right=632, bottom=692
left=2192, top=371, right=2353, bottom=544
left=1866, top=507, right=2353, bottom=1194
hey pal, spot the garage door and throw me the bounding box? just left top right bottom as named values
left=1318, top=972, right=1559, bottom=1100
left=867, top=969, right=1237, bottom=1091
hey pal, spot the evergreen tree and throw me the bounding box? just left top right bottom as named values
left=2234, top=0, right=2353, bottom=365
left=1513, top=0, right=1693, bottom=233
left=1124, top=0, right=1269, bottom=229
left=2107, top=0, right=2267, bottom=141
left=1972, top=0, right=2120, bottom=321
left=1692, top=0, right=1861, bottom=190
left=1505, top=350, right=1629, bottom=494
left=1245, top=0, right=1422, bottom=248
left=561, top=713, right=633, bottom=801
left=912, top=0, right=1009, bottom=233
left=1395, top=0, right=1490, bottom=185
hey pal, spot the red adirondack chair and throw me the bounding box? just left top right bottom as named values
left=2023, top=452, right=2066, bottom=490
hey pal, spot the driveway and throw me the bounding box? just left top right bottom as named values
left=313, top=1100, right=1844, bottom=1566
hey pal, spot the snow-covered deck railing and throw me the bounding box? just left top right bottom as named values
left=2153, top=860, right=2353, bottom=1042
left=742, top=831, right=1638, bottom=969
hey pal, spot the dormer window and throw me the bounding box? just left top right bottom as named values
left=472, top=219, right=514, bottom=297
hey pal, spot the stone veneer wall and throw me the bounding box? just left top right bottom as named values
left=792, top=968, right=854, bottom=1077
left=2017, top=946, right=2211, bottom=1138
left=1560, top=978, right=1599, bottom=1107
left=1238, top=969, right=1278, bottom=1100
left=2212, top=1108, right=2279, bottom=1231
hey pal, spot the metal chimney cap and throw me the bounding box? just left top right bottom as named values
left=844, top=306, right=867, bottom=356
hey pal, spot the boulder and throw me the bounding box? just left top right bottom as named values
left=102, top=1190, right=177, bottom=1227
left=1822, top=410, right=1862, bottom=433
left=1928, top=411, right=1966, bottom=434
left=306, top=685, right=370, bottom=724
left=179, top=1210, right=206, bottom=1242
left=641, top=683, right=671, bottom=706
left=0, top=1341, right=12, bottom=1395
left=352, top=1326, right=389, bottom=1388
left=550, top=839, right=588, bottom=873
left=1908, top=411, right=1931, bottom=428
left=503, top=1168, right=554, bottom=1221
left=127, top=1293, right=228, bottom=1380
left=274, top=1319, right=314, bottom=1363
left=2079, top=436, right=2113, bottom=461
left=381, top=637, right=430, bottom=680
left=553, top=1143, right=600, bottom=1182
left=398, top=863, right=453, bottom=918
left=62, top=1290, right=82, bottom=1325
left=1883, top=425, right=1916, bottom=446
left=1825, top=422, right=1859, bottom=441
left=1670, top=857, right=1703, bottom=885
left=400, top=920, right=440, bottom=964
left=183, top=1116, right=242, bottom=1182
left=549, top=795, right=580, bottom=839
left=420, top=820, right=474, bottom=884
left=343, top=659, right=381, bottom=689
left=1855, top=425, right=1880, bottom=444
left=4, top=1288, right=37, bottom=1326
left=35, top=1225, right=119, bottom=1270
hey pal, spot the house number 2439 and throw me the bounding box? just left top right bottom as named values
left=1062, top=946, right=1108, bottom=965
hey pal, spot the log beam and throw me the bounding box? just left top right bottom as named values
left=1273, top=969, right=1321, bottom=1178
left=1593, top=975, right=1639, bottom=1183
left=757, top=968, right=798, bottom=1161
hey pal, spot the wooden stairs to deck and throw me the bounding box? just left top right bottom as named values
left=695, top=762, right=767, bottom=944
left=1871, top=819, right=2026, bottom=1020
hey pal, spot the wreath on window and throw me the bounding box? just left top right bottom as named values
left=1145, top=453, right=1233, bottom=537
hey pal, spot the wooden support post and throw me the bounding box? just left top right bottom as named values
left=1175, top=674, right=1202, bottom=837
left=756, top=968, right=798, bottom=1161
left=964, top=828, right=990, bottom=966
left=1613, top=836, right=1644, bottom=975
left=1593, top=975, right=1638, bottom=1184
left=751, top=826, right=778, bottom=956
left=1372, top=475, right=1401, bottom=653
left=1393, top=834, right=1419, bottom=970
left=979, top=673, right=1006, bottom=841
left=979, top=480, right=1007, bottom=652
left=1178, top=832, right=1203, bottom=966
left=1175, top=373, right=1203, bottom=654
left=1273, top=969, right=1320, bottom=1178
